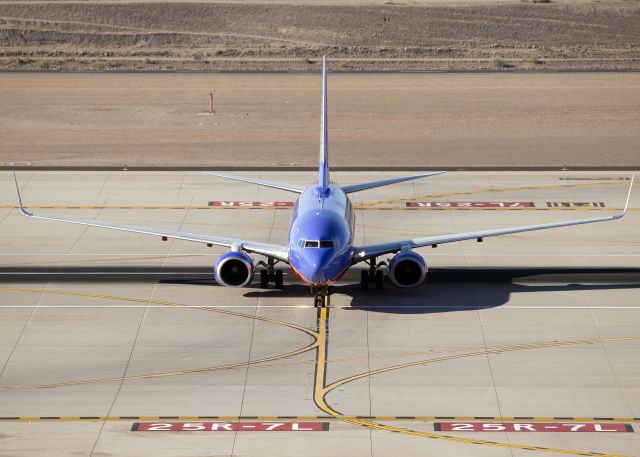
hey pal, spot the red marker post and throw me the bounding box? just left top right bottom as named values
left=209, top=92, right=214, bottom=114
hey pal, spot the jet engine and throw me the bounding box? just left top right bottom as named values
left=214, top=251, right=254, bottom=287
left=388, top=250, right=427, bottom=288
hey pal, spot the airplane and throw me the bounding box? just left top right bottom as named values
left=12, top=56, right=634, bottom=307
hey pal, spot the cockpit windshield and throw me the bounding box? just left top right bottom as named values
left=300, top=240, right=336, bottom=249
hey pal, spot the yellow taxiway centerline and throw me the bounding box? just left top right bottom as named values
left=312, top=307, right=637, bottom=457
left=0, top=288, right=637, bottom=456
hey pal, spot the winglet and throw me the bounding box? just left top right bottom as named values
left=614, top=173, right=634, bottom=219
left=12, top=170, right=33, bottom=217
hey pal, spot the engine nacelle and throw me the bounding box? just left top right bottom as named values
left=388, top=250, right=427, bottom=288
left=214, top=251, right=254, bottom=287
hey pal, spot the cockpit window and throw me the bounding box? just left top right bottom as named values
left=300, top=240, right=336, bottom=249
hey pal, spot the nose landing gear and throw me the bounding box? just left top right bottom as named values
left=312, top=285, right=330, bottom=308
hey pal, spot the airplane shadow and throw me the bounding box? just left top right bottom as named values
left=1, top=266, right=638, bottom=315
left=244, top=267, right=640, bottom=314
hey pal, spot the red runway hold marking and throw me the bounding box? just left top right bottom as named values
left=406, top=202, right=535, bottom=208
left=208, top=201, right=294, bottom=207
left=132, top=422, right=329, bottom=432
left=435, top=422, right=634, bottom=433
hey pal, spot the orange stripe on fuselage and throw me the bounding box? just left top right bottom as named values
left=289, top=261, right=313, bottom=285
left=288, top=255, right=353, bottom=287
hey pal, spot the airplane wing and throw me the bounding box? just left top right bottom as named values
left=12, top=172, right=289, bottom=262
left=203, top=172, right=305, bottom=194
left=340, top=171, right=446, bottom=194
left=353, top=175, right=634, bottom=262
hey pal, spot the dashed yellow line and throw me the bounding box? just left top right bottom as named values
left=345, top=418, right=633, bottom=457
left=359, top=181, right=628, bottom=208
left=1, top=287, right=637, bottom=457
left=354, top=207, right=637, bottom=211
left=0, top=178, right=631, bottom=212
left=0, top=415, right=637, bottom=423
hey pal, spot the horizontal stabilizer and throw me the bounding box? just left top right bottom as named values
left=340, top=171, right=446, bottom=194
left=203, top=172, right=305, bottom=194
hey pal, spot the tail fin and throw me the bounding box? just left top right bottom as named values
left=318, top=55, right=330, bottom=193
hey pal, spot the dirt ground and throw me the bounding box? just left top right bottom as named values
left=1, top=1, right=639, bottom=71
left=1, top=72, right=639, bottom=167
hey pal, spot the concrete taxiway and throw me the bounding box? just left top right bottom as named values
left=0, top=171, right=638, bottom=457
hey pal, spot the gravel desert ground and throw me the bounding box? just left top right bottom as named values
left=1, top=0, right=639, bottom=71
left=1, top=72, right=639, bottom=168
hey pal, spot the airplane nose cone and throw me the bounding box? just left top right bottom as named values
left=305, top=249, right=335, bottom=283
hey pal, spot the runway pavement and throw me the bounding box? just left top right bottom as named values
left=0, top=171, right=638, bottom=457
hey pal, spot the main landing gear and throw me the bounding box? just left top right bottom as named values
left=360, top=257, right=386, bottom=290
left=257, top=257, right=283, bottom=289
left=312, top=285, right=330, bottom=308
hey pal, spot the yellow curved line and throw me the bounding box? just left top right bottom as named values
left=0, top=342, right=318, bottom=392
left=314, top=306, right=637, bottom=457
left=7, top=344, right=501, bottom=392
left=322, top=337, right=640, bottom=394
left=0, top=287, right=318, bottom=392
left=0, top=287, right=318, bottom=338
left=345, top=418, right=632, bottom=457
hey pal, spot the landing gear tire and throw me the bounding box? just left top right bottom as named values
left=313, top=286, right=330, bottom=308
left=360, top=270, right=369, bottom=289
left=275, top=270, right=284, bottom=289
left=260, top=270, right=269, bottom=289
left=375, top=270, right=384, bottom=290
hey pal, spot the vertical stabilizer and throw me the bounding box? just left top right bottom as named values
left=318, top=55, right=330, bottom=193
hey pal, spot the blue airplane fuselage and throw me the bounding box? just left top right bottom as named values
left=288, top=184, right=355, bottom=285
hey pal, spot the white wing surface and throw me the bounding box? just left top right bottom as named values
left=13, top=172, right=288, bottom=262
left=354, top=175, right=634, bottom=262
